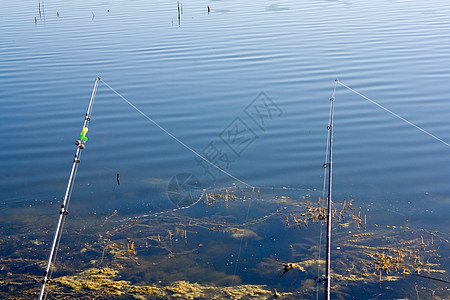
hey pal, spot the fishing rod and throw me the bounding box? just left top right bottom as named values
left=38, top=77, right=100, bottom=300
left=316, top=80, right=449, bottom=299
left=325, top=82, right=336, bottom=300
left=315, top=81, right=337, bottom=299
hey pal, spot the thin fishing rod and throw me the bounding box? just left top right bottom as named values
left=38, top=77, right=100, bottom=300
left=325, top=80, right=337, bottom=300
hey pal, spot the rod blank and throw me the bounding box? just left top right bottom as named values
left=38, top=77, right=100, bottom=300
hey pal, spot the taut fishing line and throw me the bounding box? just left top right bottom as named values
left=337, top=81, right=450, bottom=148
left=100, top=79, right=253, bottom=188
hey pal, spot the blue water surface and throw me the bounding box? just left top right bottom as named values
left=1, top=0, right=449, bottom=298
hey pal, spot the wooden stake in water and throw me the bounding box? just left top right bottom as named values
left=38, top=77, right=100, bottom=300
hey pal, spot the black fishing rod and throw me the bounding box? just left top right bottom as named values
left=38, top=77, right=100, bottom=300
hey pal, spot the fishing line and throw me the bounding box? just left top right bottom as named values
left=99, top=79, right=253, bottom=188
left=105, top=189, right=207, bottom=238
left=231, top=188, right=254, bottom=285
left=126, top=188, right=206, bottom=222
left=255, top=186, right=317, bottom=192
left=411, top=273, right=449, bottom=284
left=337, top=81, right=450, bottom=148
left=115, top=185, right=314, bottom=225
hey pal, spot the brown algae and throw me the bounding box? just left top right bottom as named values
left=52, top=266, right=276, bottom=299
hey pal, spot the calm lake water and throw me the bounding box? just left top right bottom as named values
left=1, top=0, right=449, bottom=299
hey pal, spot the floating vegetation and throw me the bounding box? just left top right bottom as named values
left=48, top=265, right=275, bottom=299
left=1, top=187, right=448, bottom=299
left=326, top=219, right=449, bottom=298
